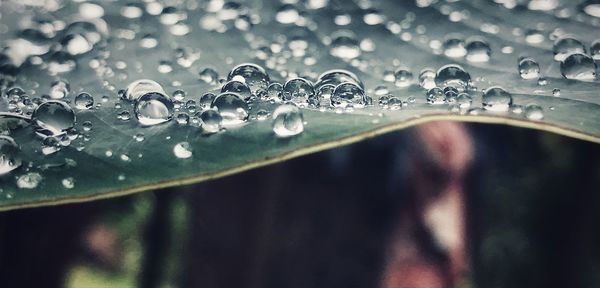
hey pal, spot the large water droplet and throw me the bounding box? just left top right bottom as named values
left=32, top=100, right=76, bottom=137
left=482, top=86, right=512, bottom=112
left=134, top=92, right=174, bottom=126
left=560, top=53, right=597, bottom=81
left=0, top=136, right=22, bottom=176
left=272, top=104, right=304, bottom=137
left=210, top=92, right=249, bottom=126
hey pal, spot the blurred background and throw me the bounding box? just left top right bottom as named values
left=0, top=122, right=599, bottom=288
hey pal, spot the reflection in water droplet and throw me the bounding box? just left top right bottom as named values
left=134, top=92, right=174, bottom=126
left=482, top=86, right=512, bottom=112
left=0, top=136, right=22, bottom=176
left=560, top=53, right=597, bottom=80
left=210, top=92, right=249, bottom=126
left=227, top=63, right=270, bottom=94
left=518, top=57, right=541, bottom=80
left=272, top=104, right=304, bottom=137
left=32, top=100, right=76, bottom=137
left=173, top=142, right=193, bottom=159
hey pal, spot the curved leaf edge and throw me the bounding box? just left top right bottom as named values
left=0, top=114, right=597, bottom=212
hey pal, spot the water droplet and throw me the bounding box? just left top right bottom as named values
left=50, top=80, right=70, bottom=99
left=272, top=104, right=304, bottom=137
left=582, top=1, right=600, bottom=18
left=198, top=110, right=223, bottom=133
left=387, top=97, right=402, bottom=110
left=62, top=177, right=75, bottom=189
left=443, top=37, right=467, bottom=58
left=482, top=86, right=512, bottom=112
left=266, top=83, right=284, bottom=100
left=199, top=67, right=220, bottom=85
left=0, top=136, right=22, bottom=176
left=394, top=69, right=414, bottom=88
left=176, top=113, right=190, bottom=125
left=199, top=93, right=216, bottom=109
left=134, top=132, right=145, bottom=142
left=590, top=39, right=600, bottom=60
left=525, top=29, right=545, bottom=44
left=435, top=64, right=471, bottom=91
left=124, top=79, right=166, bottom=101
left=17, top=172, right=42, bottom=189
left=419, top=69, right=437, bottom=90
left=331, top=82, right=367, bottom=108
left=82, top=121, right=93, bottom=131
left=426, top=87, right=446, bottom=105
left=363, top=8, right=386, bottom=25
left=456, top=93, right=472, bottom=109
left=524, top=104, right=544, bottom=120
left=560, top=53, right=597, bottom=81
left=552, top=88, right=561, bottom=97
left=32, top=100, right=75, bottom=137
left=315, top=69, right=364, bottom=91
left=518, top=57, right=541, bottom=80
left=276, top=4, right=300, bottom=24
left=227, top=63, right=270, bottom=94
left=134, top=92, right=174, bottom=126
left=74, top=92, right=94, bottom=110
left=221, top=80, right=252, bottom=100
left=172, top=89, right=186, bottom=101
left=173, top=142, right=193, bottom=159
left=329, top=31, right=361, bottom=59
left=210, top=92, right=249, bottom=126
left=553, top=36, right=586, bottom=61
left=256, top=109, right=269, bottom=121
left=282, top=78, right=315, bottom=106
left=465, top=38, right=491, bottom=62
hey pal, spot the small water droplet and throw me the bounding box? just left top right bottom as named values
left=482, top=86, right=512, bottom=112
left=272, top=104, right=304, bottom=137
left=394, top=69, right=414, bottom=88
left=49, top=80, right=70, bottom=99
left=17, top=172, right=42, bottom=189
left=282, top=78, right=315, bottom=106
left=198, top=110, right=223, bottom=133
left=74, top=92, right=94, bottom=109
left=435, top=64, right=471, bottom=91
left=124, top=79, right=166, bottom=101
left=560, top=53, right=597, bottom=81
left=331, top=82, right=367, bottom=108
left=0, top=136, right=22, bottom=176
left=173, top=142, right=193, bottom=159
left=227, top=63, right=270, bottom=94
left=62, top=177, right=75, bottom=189
left=525, top=104, right=544, bottom=120
left=518, top=57, right=541, bottom=80
left=426, top=87, right=446, bottom=105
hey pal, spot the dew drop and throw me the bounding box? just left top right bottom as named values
left=32, top=100, right=76, bottom=137
left=173, top=142, right=193, bottom=159
left=62, top=177, right=75, bottom=189
left=560, top=53, right=597, bottom=80
left=553, top=36, right=586, bottom=61
left=210, top=92, right=249, bottom=126
left=199, top=67, right=220, bottom=85
left=394, top=69, right=414, bottom=88
left=198, top=110, right=223, bottom=133
left=524, top=104, right=544, bottom=120
left=419, top=69, right=437, bottom=90
left=331, top=82, right=367, bottom=108
left=74, top=92, right=94, bottom=110
left=134, top=92, right=174, bottom=126
left=465, top=38, right=491, bottom=62
left=272, top=104, right=304, bottom=137
left=227, top=63, right=270, bottom=94
left=518, top=57, right=541, bottom=80
left=221, top=80, right=252, bottom=100
left=282, top=78, right=315, bottom=106
left=49, top=80, right=70, bottom=99
left=435, top=64, right=471, bottom=91
left=426, top=87, right=446, bottom=105
left=482, top=86, right=512, bottom=112
left=17, top=172, right=42, bottom=189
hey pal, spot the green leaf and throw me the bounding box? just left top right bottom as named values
left=1, top=0, right=599, bottom=210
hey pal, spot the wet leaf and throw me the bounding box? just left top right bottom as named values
left=0, top=0, right=599, bottom=210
